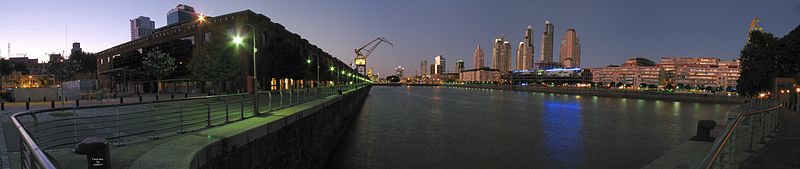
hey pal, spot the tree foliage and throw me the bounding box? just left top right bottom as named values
left=189, top=41, right=242, bottom=92
left=142, top=49, right=176, bottom=92
left=737, top=31, right=781, bottom=96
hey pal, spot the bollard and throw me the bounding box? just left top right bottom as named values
left=28, top=97, right=31, bottom=103
left=184, top=93, right=188, bottom=98
left=73, top=137, right=111, bottom=169
left=690, top=120, right=717, bottom=141
left=1, top=102, right=4, bottom=110
left=139, top=95, right=143, bottom=102
left=43, top=96, right=46, bottom=102
left=51, top=101, right=55, bottom=108
left=171, top=93, right=174, bottom=100
left=76, top=99, right=80, bottom=107
left=155, top=94, right=159, bottom=101
left=26, top=102, right=29, bottom=110
left=120, top=97, right=124, bottom=104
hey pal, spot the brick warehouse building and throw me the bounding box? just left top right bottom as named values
left=98, top=10, right=359, bottom=93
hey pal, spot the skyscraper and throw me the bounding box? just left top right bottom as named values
left=420, top=60, right=428, bottom=77
left=516, top=26, right=535, bottom=70
left=492, top=37, right=512, bottom=72
left=130, top=16, right=155, bottom=40
left=167, top=4, right=198, bottom=25
left=434, top=55, right=446, bottom=74
left=395, top=66, right=404, bottom=78
left=455, top=60, right=465, bottom=72
left=539, top=20, right=554, bottom=63
left=559, top=28, right=580, bottom=68
left=473, top=44, right=485, bottom=69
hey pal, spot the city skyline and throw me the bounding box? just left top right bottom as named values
left=0, top=0, right=799, bottom=76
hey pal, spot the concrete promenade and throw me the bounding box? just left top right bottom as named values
left=7, top=86, right=368, bottom=169
left=740, top=107, right=800, bottom=168
left=0, top=93, right=208, bottom=169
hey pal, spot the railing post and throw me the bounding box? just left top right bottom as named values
left=240, top=94, right=245, bottom=119
left=225, top=96, right=230, bottom=123
left=267, top=91, right=272, bottom=111
left=279, top=90, right=283, bottom=108
left=178, top=101, right=184, bottom=134
left=289, top=90, right=293, bottom=106
left=150, top=101, right=157, bottom=139
left=206, top=97, right=211, bottom=127
left=73, top=107, right=78, bottom=143
left=116, top=105, right=123, bottom=146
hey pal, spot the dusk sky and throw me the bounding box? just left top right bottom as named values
left=1, top=0, right=798, bottom=76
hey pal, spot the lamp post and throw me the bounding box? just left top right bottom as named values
left=232, top=23, right=259, bottom=115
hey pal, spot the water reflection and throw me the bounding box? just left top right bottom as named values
left=327, top=86, right=734, bottom=169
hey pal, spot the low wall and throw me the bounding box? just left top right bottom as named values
left=443, top=84, right=744, bottom=104
left=194, top=86, right=371, bottom=169
left=12, top=88, right=59, bottom=102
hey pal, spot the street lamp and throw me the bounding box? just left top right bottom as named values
left=232, top=23, right=259, bottom=115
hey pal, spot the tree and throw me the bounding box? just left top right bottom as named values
left=142, top=49, right=176, bottom=93
left=639, top=83, right=647, bottom=89
left=46, top=54, right=79, bottom=81
left=68, top=51, right=98, bottom=75
left=665, top=84, right=674, bottom=90
left=737, top=31, right=780, bottom=97
left=189, top=42, right=242, bottom=93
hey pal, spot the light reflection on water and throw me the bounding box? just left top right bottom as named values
left=326, top=86, right=734, bottom=169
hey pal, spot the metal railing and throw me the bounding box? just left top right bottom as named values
left=698, top=99, right=785, bottom=169
left=11, top=84, right=366, bottom=169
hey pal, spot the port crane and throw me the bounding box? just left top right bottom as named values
left=354, top=37, right=393, bottom=75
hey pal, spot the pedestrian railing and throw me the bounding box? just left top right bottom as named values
left=11, top=84, right=366, bottom=169
left=698, top=98, right=785, bottom=169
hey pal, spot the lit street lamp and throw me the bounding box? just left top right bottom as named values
left=232, top=23, right=259, bottom=115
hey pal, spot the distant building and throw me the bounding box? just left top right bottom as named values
left=591, top=57, right=740, bottom=88
left=516, top=26, right=534, bottom=70
left=420, top=60, right=428, bottom=77
left=455, top=60, right=465, bottom=73
left=508, top=68, right=591, bottom=85
left=130, top=16, right=156, bottom=40
left=559, top=29, right=580, bottom=68
left=71, top=42, right=82, bottom=54
left=459, top=68, right=502, bottom=83
left=473, top=44, right=485, bottom=69
left=8, top=57, right=46, bottom=75
left=491, top=37, right=512, bottom=72
left=434, top=55, right=446, bottom=75
left=167, top=4, right=198, bottom=25
left=658, top=57, right=739, bottom=88
left=395, top=66, right=404, bottom=78
left=591, top=57, right=661, bottom=87
left=539, top=20, right=554, bottom=64
left=747, top=17, right=763, bottom=42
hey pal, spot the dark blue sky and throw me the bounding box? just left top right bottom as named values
left=1, top=0, right=798, bottom=76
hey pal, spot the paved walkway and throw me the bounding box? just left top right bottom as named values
left=740, top=108, right=800, bottom=168
left=0, top=93, right=207, bottom=169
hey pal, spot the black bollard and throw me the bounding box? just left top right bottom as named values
left=73, top=137, right=111, bottom=169
left=51, top=101, right=55, bottom=108
left=28, top=97, right=31, bottom=103
left=184, top=93, right=188, bottom=98
left=690, top=120, right=717, bottom=141
left=155, top=94, right=159, bottom=101
left=76, top=99, right=80, bottom=107
left=171, top=93, right=174, bottom=100
left=26, top=101, right=29, bottom=110
left=1, top=102, right=4, bottom=110
left=139, top=95, right=142, bottom=102
left=120, top=97, right=124, bottom=104
left=43, top=96, right=46, bottom=102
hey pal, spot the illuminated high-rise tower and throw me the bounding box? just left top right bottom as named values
left=473, top=44, right=485, bottom=69
left=492, top=37, right=512, bottom=72
left=747, top=18, right=763, bottom=42
left=539, top=20, right=554, bottom=63
left=559, top=28, right=580, bottom=68
left=420, top=60, right=428, bottom=77
left=516, top=26, right=534, bottom=70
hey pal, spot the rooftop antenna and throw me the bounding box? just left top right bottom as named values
left=64, top=20, right=68, bottom=56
